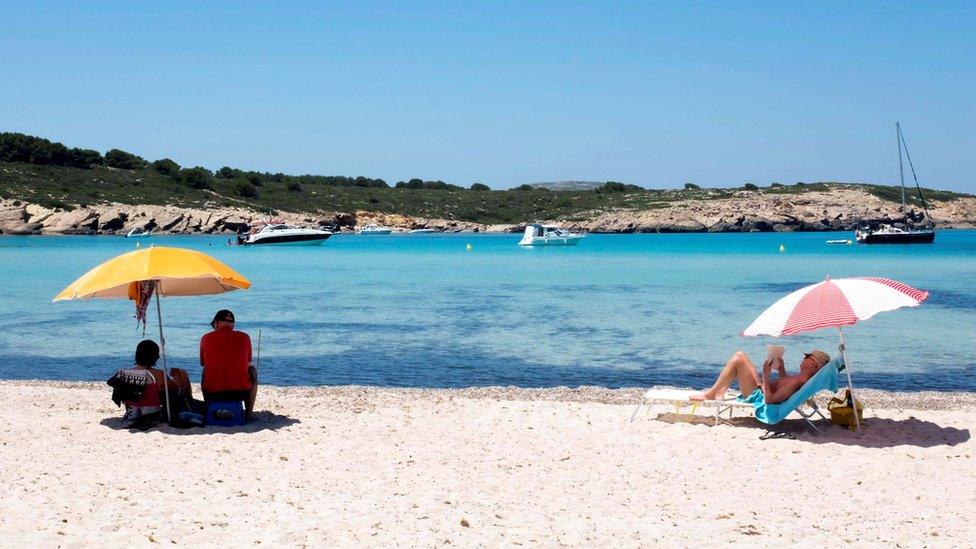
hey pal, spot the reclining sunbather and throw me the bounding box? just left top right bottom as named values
left=691, top=348, right=830, bottom=404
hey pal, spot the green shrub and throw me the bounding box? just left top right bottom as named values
left=179, top=167, right=214, bottom=189
left=743, top=183, right=759, bottom=191
left=683, top=182, right=700, bottom=190
left=470, top=183, right=490, bottom=191
left=598, top=181, right=643, bottom=193
left=236, top=181, right=258, bottom=197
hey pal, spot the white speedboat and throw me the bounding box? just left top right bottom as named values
left=358, top=224, right=393, bottom=235
left=409, top=228, right=436, bottom=234
left=241, top=223, right=332, bottom=246
left=125, top=227, right=153, bottom=238
left=518, top=224, right=584, bottom=246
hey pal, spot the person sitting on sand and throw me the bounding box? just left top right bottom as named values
left=691, top=348, right=830, bottom=404
left=200, top=309, right=257, bottom=420
left=108, top=339, right=194, bottom=428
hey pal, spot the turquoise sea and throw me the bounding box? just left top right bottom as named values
left=0, top=231, right=973, bottom=391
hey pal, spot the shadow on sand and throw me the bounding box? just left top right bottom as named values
left=653, top=412, right=970, bottom=448
left=99, top=409, right=300, bottom=435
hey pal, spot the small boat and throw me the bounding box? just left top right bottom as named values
left=240, top=223, right=332, bottom=246
left=409, top=228, right=436, bottom=234
left=125, top=228, right=153, bottom=238
left=855, top=123, right=935, bottom=245
left=826, top=239, right=852, bottom=245
left=518, top=224, right=584, bottom=246
left=358, top=224, right=393, bottom=235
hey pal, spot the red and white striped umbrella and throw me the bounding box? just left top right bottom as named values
left=741, top=276, right=929, bottom=432
left=742, top=277, right=929, bottom=337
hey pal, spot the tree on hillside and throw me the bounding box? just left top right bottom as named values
left=216, top=166, right=239, bottom=179
left=515, top=184, right=534, bottom=191
left=470, top=183, right=490, bottom=191
left=151, top=158, right=180, bottom=176
left=395, top=178, right=462, bottom=190
left=104, top=149, right=146, bottom=170
left=66, top=148, right=103, bottom=168
left=597, top=181, right=644, bottom=193
left=179, top=166, right=213, bottom=189
left=683, top=182, right=700, bottom=190
left=743, top=183, right=759, bottom=191
left=0, top=132, right=101, bottom=168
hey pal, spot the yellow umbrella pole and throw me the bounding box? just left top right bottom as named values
left=153, top=281, right=173, bottom=424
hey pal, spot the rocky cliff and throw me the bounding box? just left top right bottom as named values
left=1, top=186, right=975, bottom=235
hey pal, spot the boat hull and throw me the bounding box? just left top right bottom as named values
left=518, top=236, right=583, bottom=246
left=243, top=233, right=332, bottom=246
left=855, top=231, right=935, bottom=244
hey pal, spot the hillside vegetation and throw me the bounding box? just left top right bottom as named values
left=0, top=132, right=969, bottom=224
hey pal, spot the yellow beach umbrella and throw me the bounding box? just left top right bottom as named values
left=54, top=246, right=250, bottom=300
left=54, top=246, right=251, bottom=422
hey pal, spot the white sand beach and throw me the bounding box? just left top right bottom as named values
left=0, top=381, right=973, bottom=547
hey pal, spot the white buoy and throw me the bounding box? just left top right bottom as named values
left=466, top=243, right=472, bottom=251
left=779, top=244, right=785, bottom=253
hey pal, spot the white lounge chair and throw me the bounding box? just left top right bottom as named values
left=630, top=389, right=755, bottom=426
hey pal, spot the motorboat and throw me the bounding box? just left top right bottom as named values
left=125, top=227, right=153, bottom=238
left=518, top=224, right=584, bottom=246
left=409, top=228, right=436, bottom=234
left=240, top=223, right=332, bottom=246
left=855, top=123, right=935, bottom=244
left=358, top=224, right=393, bottom=235
left=826, top=239, right=852, bottom=245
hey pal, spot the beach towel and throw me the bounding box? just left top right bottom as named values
left=738, top=358, right=842, bottom=425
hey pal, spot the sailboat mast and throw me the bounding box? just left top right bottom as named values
left=896, top=122, right=906, bottom=209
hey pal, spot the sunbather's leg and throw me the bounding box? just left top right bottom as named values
left=691, top=351, right=760, bottom=401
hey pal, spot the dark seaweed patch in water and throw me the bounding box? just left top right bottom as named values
left=738, top=282, right=809, bottom=294
left=251, top=320, right=429, bottom=334
left=925, top=289, right=976, bottom=311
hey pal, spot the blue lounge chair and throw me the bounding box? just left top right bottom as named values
left=739, top=357, right=844, bottom=432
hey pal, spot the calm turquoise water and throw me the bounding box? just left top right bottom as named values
left=0, top=231, right=973, bottom=391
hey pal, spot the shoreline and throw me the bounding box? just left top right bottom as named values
left=5, top=379, right=976, bottom=410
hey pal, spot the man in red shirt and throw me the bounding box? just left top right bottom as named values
left=200, top=309, right=257, bottom=420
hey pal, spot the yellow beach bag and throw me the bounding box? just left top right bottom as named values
left=828, top=390, right=864, bottom=430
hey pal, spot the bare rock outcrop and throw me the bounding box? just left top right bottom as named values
left=1, top=185, right=974, bottom=236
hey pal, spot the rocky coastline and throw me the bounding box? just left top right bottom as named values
left=2, top=186, right=975, bottom=235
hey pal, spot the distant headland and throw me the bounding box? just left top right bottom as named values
left=2, top=132, right=975, bottom=235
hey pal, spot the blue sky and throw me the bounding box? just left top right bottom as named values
left=1, top=2, right=973, bottom=191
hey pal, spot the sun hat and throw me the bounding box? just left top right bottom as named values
left=210, top=309, right=235, bottom=328
left=804, top=350, right=830, bottom=367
